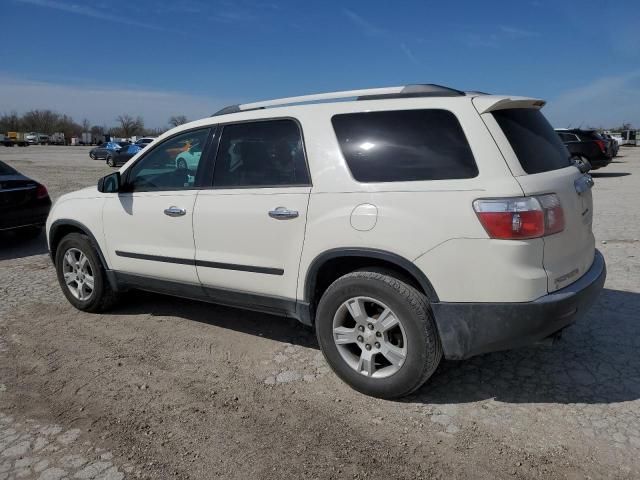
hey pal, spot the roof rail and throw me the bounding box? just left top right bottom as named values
left=211, top=83, right=466, bottom=116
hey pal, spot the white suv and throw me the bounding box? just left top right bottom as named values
left=46, top=84, right=606, bottom=398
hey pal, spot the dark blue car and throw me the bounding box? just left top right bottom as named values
left=89, top=142, right=123, bottom=160
left=106, top=144, right=143, bottom=167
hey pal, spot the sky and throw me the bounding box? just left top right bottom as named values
left=0, top=0, right=639, bottom=129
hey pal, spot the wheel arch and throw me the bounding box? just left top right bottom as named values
left=49, top=219, right=110, bottom=270
left=303, top=248, right=440, bottom=315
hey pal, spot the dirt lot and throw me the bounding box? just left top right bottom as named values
left=1, top=145, right=639, bottom=479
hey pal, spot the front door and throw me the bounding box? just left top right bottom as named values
left=103, top=128, right=213, bottom=284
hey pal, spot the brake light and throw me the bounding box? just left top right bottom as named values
left=473, top=194, right=565, bottom=240
left=595, top=139, right=606, bottom=153
left=35, top=184, right=49, bottom=199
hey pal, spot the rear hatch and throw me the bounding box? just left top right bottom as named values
left=478, top=103, right=595, bottom=292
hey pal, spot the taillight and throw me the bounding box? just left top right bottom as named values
left=473, top=194, right=565, bottom=240
left=35, top=184, right=49, bottom=199
left=595, top=139, right=606, bottom=153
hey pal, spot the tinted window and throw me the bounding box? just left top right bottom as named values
left=0, top=160, right=17, bottom=175
left=492, top=109, right=571, bottom=174
left=126, top=128, right=210, bottom=192
left=213, top=119, right=309, bottom=188
left=331, top=109, right=478, bottom=183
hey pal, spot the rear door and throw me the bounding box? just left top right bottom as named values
left=479, top=105, right=595, bottom=292
left=193, top=118, right=311, bottom=303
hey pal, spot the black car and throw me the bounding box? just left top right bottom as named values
left=555, top=129, right=612, bottom=170
left=106, top=143, right=144, bottom=167
left=0, top=160, right=51, bottom=236
left=89, top=142, right=123, bottom=160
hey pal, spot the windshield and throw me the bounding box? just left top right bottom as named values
left=492, top=108, right=572, bottom=174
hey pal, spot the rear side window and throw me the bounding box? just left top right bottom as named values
left=213, top=119, right=310, bottom=188
left=332, top=109, right=478, bottom=183
left=492, top=109, right=571, bottom=174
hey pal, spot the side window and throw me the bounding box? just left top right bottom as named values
left=332, top=109, right=478, bottom=183
left=126, top=129, right=210, bottom=192
left=213, top=119, right=310, bottom=188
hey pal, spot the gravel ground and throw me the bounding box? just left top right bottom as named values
left=0, top=145, right=639, bottom=479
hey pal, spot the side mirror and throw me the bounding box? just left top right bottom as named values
left=98, top=171, right=121, bottom=193
left=572, top=157, right=591, bottom=174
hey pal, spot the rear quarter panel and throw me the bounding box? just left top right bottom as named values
left=295, top=98, right=546, bottom=303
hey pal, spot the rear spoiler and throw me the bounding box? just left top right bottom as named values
left=472, top=96, right=546, bottom=114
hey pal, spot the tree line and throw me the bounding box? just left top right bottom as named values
left=0, top=110, right=191, bottom=139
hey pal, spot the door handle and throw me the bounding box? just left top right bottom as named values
left=268, top=207, right=299, bottom=220
left=164, top=206, right=187, bottom=217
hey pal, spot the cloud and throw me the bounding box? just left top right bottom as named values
left=499, top=25, right=539, bottom=38
left=14, top=0, right=166, bottom=30
left=400, top=43, right=420, bottom=66
left=465, top=25, right=539, bottom=48
left=544, top=71, right=640, bottom=128
left=0, top=76, right=231, bottom=128
left=342, top=8, right=387, bottom=37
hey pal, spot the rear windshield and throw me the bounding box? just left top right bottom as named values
left=492, top=109, right=572, bottom=174
left=332, top=109, right=478, bottom=183
left=0, top=160, right=17, bottom=175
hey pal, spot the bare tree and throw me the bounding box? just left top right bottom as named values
left=82, top=118, right=91, bottom=132
left=0, top=111, right=22, bottom=132
left=116, top=115, right=144, bottom=138
left=22, top=110, right=60, bottom=133
left=168, top=115, right=188, bottom=128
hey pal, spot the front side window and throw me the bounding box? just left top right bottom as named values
left=213, top=119, right=310, bottom=188
left=332, top=109, right=478, bottom=183
left=125, top=128, right=210, bottom=192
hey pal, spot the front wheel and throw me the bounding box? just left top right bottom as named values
left=55, top=233, right=118, bottom=312
left=176, top=158, right=188, bottom=170
left=106, top=155, right=115, bottom=167
left=315, top=271, right=442, bottom=399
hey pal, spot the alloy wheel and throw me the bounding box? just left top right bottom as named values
left=332, top=296, right=407, bottom=378
left=62, top=248, right=95, bottom=301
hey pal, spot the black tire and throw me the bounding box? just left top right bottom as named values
left=106, top=155, right=115, bottom=167
left=176, top=158, right=187, bottom=170
left=89, top=152, right=95, bottom=159
left=55, top=233, right=118, bottom=313
left=315, top=271, right=442, bottom=399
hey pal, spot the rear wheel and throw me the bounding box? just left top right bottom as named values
left=316, top=271, right=442, bottom=399
left=106, top=155, right=115, bottom=167
left=89, top=152, right=95, bottom=159
left=55, top=233, right=118, bottom=312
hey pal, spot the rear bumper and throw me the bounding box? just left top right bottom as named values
left=431, top=250, right=606, bottom=360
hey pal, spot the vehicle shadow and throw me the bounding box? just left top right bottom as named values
left=591, top=172, right=630, bottom=178
left=112, top=291, right=318, bottom=348
left=113, top=287, right=640, bottom=405
left=409, top=288, right=640, bottom=406
left=0, top=230, right=49, bottom=260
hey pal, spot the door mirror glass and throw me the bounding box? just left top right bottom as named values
left=572, top=156, right=591, bottom=173
left=98, top=172, right=121, bottom=193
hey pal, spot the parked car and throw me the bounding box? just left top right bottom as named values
left=0, top=160, right=51, bottom=236
left=135, top=137, right=155, bottom=147
left=47, top=84, right=605, bottom=398
left=106, top=144, right=143, bottom=168
left=555, top=129, right=612, bottom=170
left=601, top=133, right=619, bottom=157
left=175, top=140, right=203, bottom=170
left=89, top=142, right=122, bottom=160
